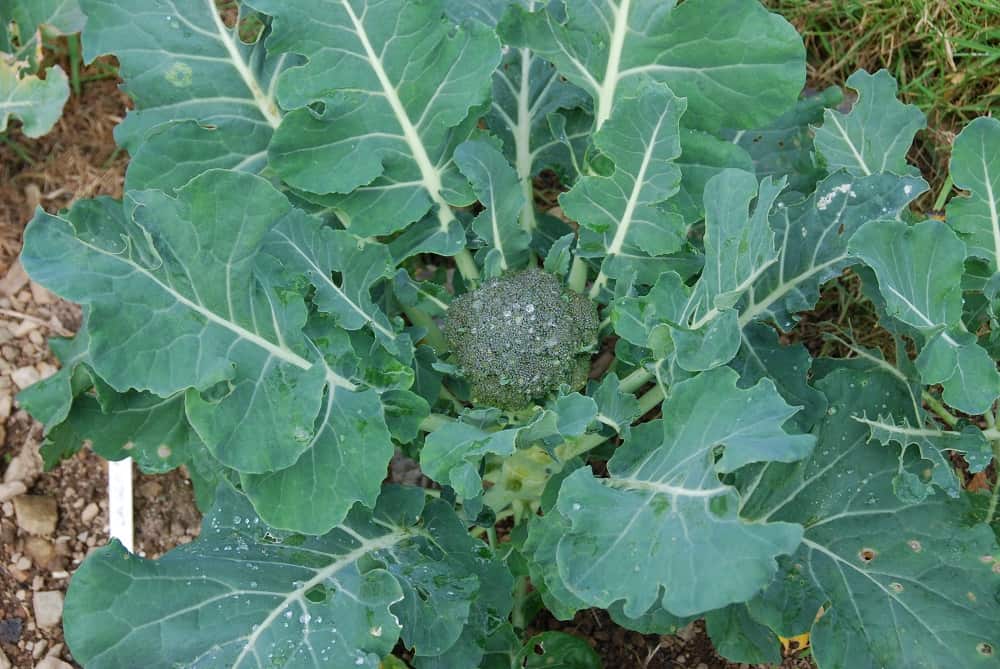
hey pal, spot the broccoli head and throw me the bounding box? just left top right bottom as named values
left=444, top=268, right=599, bottom=410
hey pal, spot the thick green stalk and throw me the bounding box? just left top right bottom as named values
left=567, top=255, right=588, bottom=293
left=454, top=248, right=481, bottom=287
left=401, top=304, right=446, bottom=353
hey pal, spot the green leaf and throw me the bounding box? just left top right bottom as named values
left=552, top=367, right=811, bottom=617
left=854, top=415, right=992, bottom=501
left=725, top=86, right=843, bottom=192
left=262, top=211, right=402, bottom=355
left=947, top=117, right=1000, bottom=270
left=705, top=604, right=781, bottom=665
left=669, top=129, right=754, bottom=225
left=421, top=421, right=519, bottom=499
left=562, top=80, right=686, bottom=293
left=543, top=233, right=576, bottom=277
left=0, top=61, right=69, bottom=137
left=744, top=172, right=925, bottom=329
left=590, top=373, right=640, bottom=435
left=850, top=218, right=1000, bottom=413
left=64, top=485, right=507, bottom=668
left=504, top=0, right=805, bottom=132
left=258, top=0, right=500, bottom=256
left=454, top=139, right=530, bottom=276
left=610, top=169, right=785, bottom=370
left=20, top=171, right=394, bottom=533
left=80, top=0, right=287, bottom=190
left=743, top=367, right=1000, bottom=669
left=814, top=69, right=925, bottom=178
left=516, top=632, right=602, bottom=668
left=490, top=6, right=590, bottom=231
left=522, top=508, right=589, bottom=620
left=731, top=322, right=827, bottom=433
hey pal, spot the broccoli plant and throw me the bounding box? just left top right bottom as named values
left=15, top=0, right=1000, bottom=667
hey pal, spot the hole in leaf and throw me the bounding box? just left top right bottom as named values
left=907, top=540, right=922, bottom=552
left=533, top=644, right=545, bottom=655
left=978, top=643, right=993, bottom=656
left=305, top=584, right=328, bottom=603
left=888, top=582, right=903, bottom=593
left=858, top=548, right=877, bottom=563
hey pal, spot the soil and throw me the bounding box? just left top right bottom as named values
left=0, top=54, right=821, bottom=669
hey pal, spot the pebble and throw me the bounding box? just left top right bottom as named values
left=24, top=536, right=55, bottom=568
left=0, top=481, right=27, bottom=502
left=13, top=495, right=58, bottom=536
left=32, top=591, right=63, bottom=629
left=0, top=393, right=10, bottom=419
left=30, top=282, right=54, bottom=305
left=4, top=441, right=43, bottom=485
left=32, top=639, right=47, bottom=659
left=0, top=618, right=22, bottom=643
left=81, top=502, right=99, bottom=524
left=10, top=366, right=40, bottom=390
left=0, top=261, right=29, bottom=297
left=0, top=646, right=9, bottom=669
left=15, top=556, right=31, bottom=570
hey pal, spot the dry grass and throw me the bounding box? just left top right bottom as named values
left=766, top=0, right=1000, bottom=202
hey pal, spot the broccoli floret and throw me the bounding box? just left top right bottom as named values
left=444, top=268, right=599, bottom=410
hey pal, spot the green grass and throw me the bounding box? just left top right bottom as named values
left=765, top=0, right=1000, bottom=198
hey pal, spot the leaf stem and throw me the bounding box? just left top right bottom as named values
left=921, top=390, right=959, bottom=428
left=557, top=380, right=663, bottom=461
left=401, top=304, right=446, bottom=353
left=568, top=254, right=588, bottom=293
left=68, top=34, right=82, bottom=97
left=453, top=248, right=481, bottom=287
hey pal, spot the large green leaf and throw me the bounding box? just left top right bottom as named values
left=551, top=367, right=811, bottom=617
left=257, top=0, right=500, bottom=257
left=947, top=117, right=1000, bottom=270
left=850, top=218, right=1000, bottom=414
left=743, top=172, right=925, bottom=329
left=743, top=367, right=1000, bottom=669
left=80, top=0, right=289, bottom=191
left=813, top=70, right=924, bottom=178
left=503, top=0, right=805, bottom=132
left=20, top=171, right=394, bottom=533
left=561, top=79, right=685, bottom=295
left=64, top=485, right=510, bottom=668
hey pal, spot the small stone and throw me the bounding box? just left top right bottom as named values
left=10, top=366, right=40, bottom=390
left=0, top=646, right=10, bottom=669
left=30, top=282, right=54, bottom=305
left=80, top=502, right=99, bottom=524
left=15, top=556, right=31, bottom=570
left=24, top=537, right=55, bottom=568
left=32, top=591, right=63, bottom=629
left=0, top=260, right=29, bottom=297
left=35, top=657, right=73, bottom=669
left=0, top=393, right=11, bottom=419
left=0, top=481, right=27, bottom=502
left=32, top=638, right=47, bottom=659
left=4, top=441, right=43, bottom=485
left=13, top=495, right=58, bottom=536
